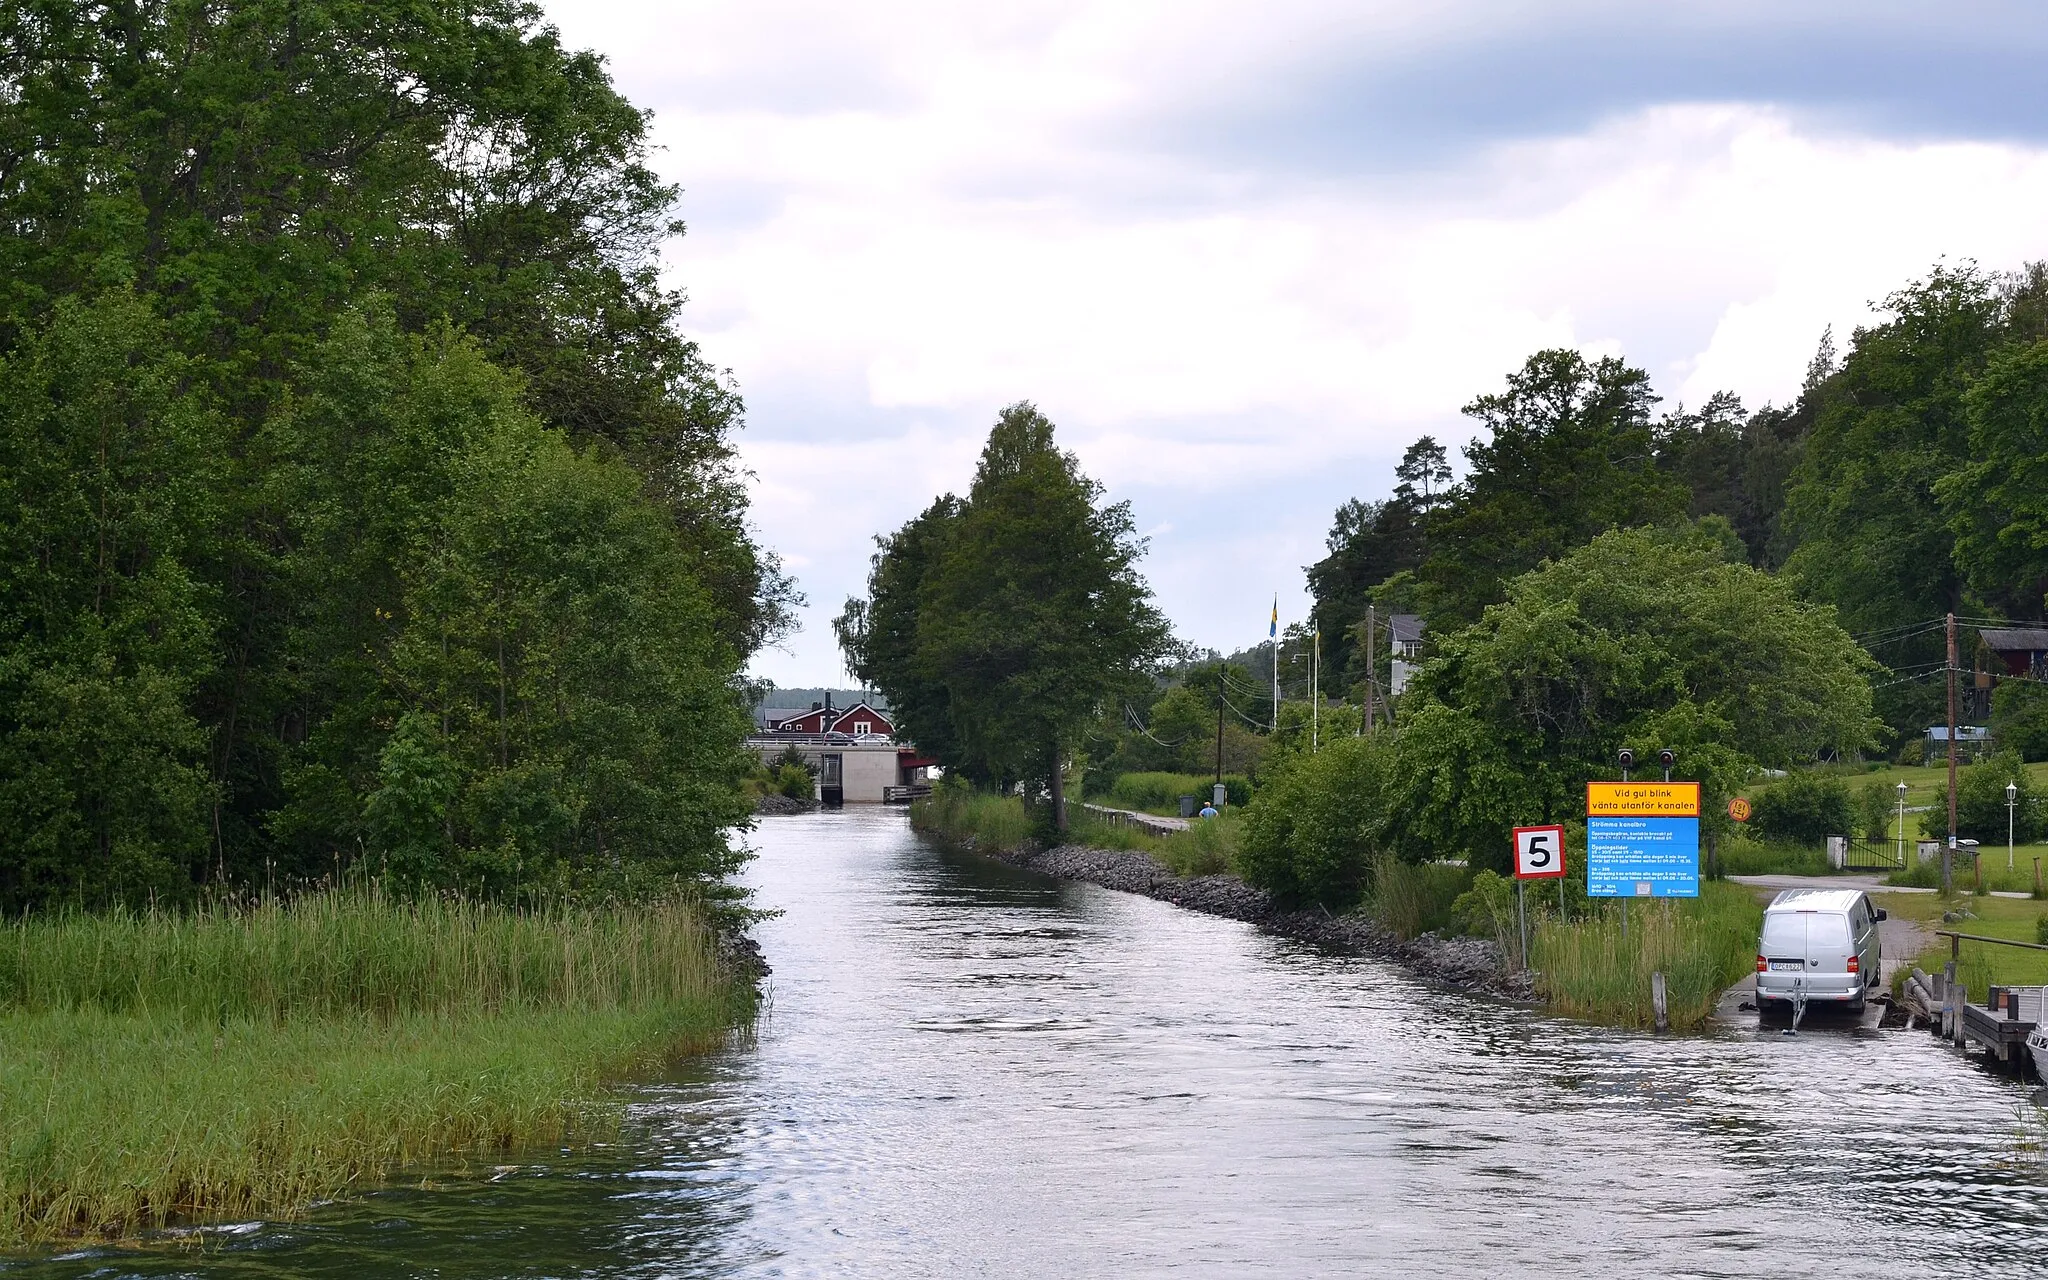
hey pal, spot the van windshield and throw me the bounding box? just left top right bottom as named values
left=1760, top=914, right=1806, bottom=954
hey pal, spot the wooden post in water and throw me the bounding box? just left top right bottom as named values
left=1651, top=971, right=1669, bottom=1032
left=1516, top=879, right=1528, bottom=972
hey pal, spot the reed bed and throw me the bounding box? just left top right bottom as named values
left=0, top=891, right=745, bottom=1247
left=1531, top=882, right=1762, bottom=1030
left=911, top=786, right=1034, bottom=850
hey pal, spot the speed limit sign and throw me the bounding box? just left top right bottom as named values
left=1512, top=824, right=1567, bottom=880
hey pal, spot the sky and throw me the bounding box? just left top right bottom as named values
left=540, top=1, right=2048, bottom=688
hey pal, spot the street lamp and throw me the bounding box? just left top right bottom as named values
left=2009, top=780, right=2020, bottom=871
left=1896, top=781, right=1908, bottom=866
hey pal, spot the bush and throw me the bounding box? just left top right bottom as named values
left=1750, top=773, right=1852, bottom=845
left=1237, top=737, right=1388, bottom=908
left=1532, top=885, right=1763, bottom=1029
left=1854, top=781, right=1895, bottom=842
left=1897, top=737, right=1926, bottom=766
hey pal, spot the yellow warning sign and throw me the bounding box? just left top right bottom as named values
left=1586, top=781, right=1700, bottom=817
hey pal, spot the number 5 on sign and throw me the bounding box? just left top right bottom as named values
left=1513, top=824, right=1567, bottom=879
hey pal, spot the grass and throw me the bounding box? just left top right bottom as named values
left=0, top=891, right=744, bottom=1247
left=1094, top=772, right=1247, bottom=816
left=1531, top=882, right=1765, bottom=1030
left=910, top=786, right=1034, bottom=851
left=1368, top=860, right=1471, bottom=940
left=1881, top=889, right=2048, bottom=995
left=914, top=784, right=1246, bottom=878
left=1714, top=836, right=1833, bottom=877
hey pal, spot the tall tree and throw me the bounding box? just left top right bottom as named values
left=833, top=496, right=969, bottom=776
left=1940, top=338, right=2048, bottom=620
left=0, top=1, right=782, bottom=900
left=1419, top=349, right=1686, bottom=623
left=868, top=404, right=1174, bottom=830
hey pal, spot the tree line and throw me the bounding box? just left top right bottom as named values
left=1312, top=263, right=2048, bottom=748
left=0, top=0, right=789, bottom=911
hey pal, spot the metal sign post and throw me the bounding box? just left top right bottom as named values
left=1511, top=824, right=1568, bottom=971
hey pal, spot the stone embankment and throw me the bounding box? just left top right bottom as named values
left=752, top=792, right=817, bottom=816
left=971, top=838, right=1535, bottom=1001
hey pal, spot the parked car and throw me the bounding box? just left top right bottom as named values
left=1754, top=888, right=1884, bottom=1016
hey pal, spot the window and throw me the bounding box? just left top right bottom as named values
left=854, top=721, right=871, bottom=734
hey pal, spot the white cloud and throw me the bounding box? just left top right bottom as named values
left=541, top=2, right=2048, bottom=686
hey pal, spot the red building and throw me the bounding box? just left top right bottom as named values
left=766, top=700, right=895, bottom=737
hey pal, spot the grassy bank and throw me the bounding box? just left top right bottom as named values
left=1531, top=883, right=1764, bottom=1030
left=0, top=891, right=746, bottom=1247
left=1880, top=888, right=2048, bottom=993
left=910, top=785, right=1241, bottom=876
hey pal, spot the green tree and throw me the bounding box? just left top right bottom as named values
left=1419, top=350, right=1688, bottom=623
left=897, top=403, right=1174, bottom=829
left=1386, top=523, right=1879, bottom=872
left=833, top=497, right=969, bottom=775
left=0, top=294, right=224, bottom=909
left=1990, top=681, right=2048, bottom=761
left=0, top=0, right=785, bottom=900
left=1941, top=339, right=2048, bottom=619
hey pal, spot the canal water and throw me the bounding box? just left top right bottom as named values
left=16, top=808, right=2048, bottom=1277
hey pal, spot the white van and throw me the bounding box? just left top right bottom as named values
left=1754, top=888, right=1884, bottom=1016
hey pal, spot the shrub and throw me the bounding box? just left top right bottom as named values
left=1855, top=781, right=1895, bottom=842
left=1237, top=737, right=1388, bottom=908
left=1750, top=773, right=1852, bottom=845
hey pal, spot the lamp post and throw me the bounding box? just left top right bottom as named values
left=2009, top=780, right=2020, bottom=871
left=1896, top=782, right=1908, bottom=867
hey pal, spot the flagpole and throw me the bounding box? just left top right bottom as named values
left=1270, top=595, right=1279, bottom=734
left=1311, top=628, right=1319, bottom=751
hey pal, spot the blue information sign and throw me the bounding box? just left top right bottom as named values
left=1586, top=816, right=1699, bottom=898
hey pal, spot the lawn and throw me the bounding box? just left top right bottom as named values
left=1881, top=889, right=2048, bottom=995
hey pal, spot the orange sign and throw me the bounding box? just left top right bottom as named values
left=1728, top=796, right=1752, bottom=823
left=1586, top=781, right=1700, bottom=817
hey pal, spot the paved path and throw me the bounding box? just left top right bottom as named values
left=1077, top=802, right=1189, bottom=834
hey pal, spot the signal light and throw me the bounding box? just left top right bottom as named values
left=1846, top=954, right=1860, bottom=975
left=1658, top=748, right=1676, bottom=769
left=1756, top=954, right=1767, bottom=973
left=1618, top=748, right=1636, bottom=771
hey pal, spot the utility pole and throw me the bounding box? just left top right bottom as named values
left=1311, top=628, right=1320, bottom=752
left=1364, top=604, right=1377, bottom=737
left=1214, top=697, right=1224, bottom=786
left=1945, top=611, right=1958, bottom=896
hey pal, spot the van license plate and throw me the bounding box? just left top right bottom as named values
left=1768, top=961, right=1803, bottom=971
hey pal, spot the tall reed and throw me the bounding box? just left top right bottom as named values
left=0, top=889, right=744, bottom=1246
left=1531, top=883, right=1761, bottom=1030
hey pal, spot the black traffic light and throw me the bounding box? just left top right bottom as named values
left=1617, top=748, right=1636, bottom=772
left=1658, top=748, right=1676, bottom=770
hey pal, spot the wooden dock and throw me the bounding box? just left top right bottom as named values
left=1960, top=986, right=2043, bottom=1069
